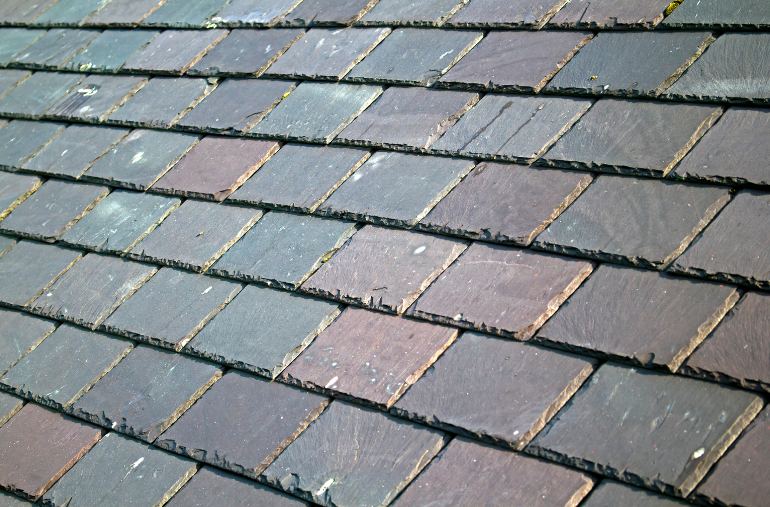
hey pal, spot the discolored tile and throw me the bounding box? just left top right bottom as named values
left=0, top=120, right=65, bottom=171
left=302, top=225, right=467, bottom=314
left=572, top=480, right=690, bottom=507
left=122, top=29, right=228, bottom=75
left=662, top=0, right=770, bottom=29
left=30, top=0, right=113, bottom=27
left=279, top=0, right=377, bottom=26
left=0, top=309, right=55, bottom=376
left=0, top=172, right=42, bottom=220
left=210, top=0, right=305, bottom=27
left=83, top=0, right=166, bottom=27
left=528, top=363, right=763, bottom=497
left=10, top=29, right=100, bottom=70
left=140, top=0, right=229, bottom=28
left=0, top=72, right=83, bottom=119
left=445, top=0, right=568, bottom=27
left=156, top=371, right=329, bottom=478
left=64, top=29, right=160, bottom=73
left=410, top=242, right=593, bottom=340
left=0, top=69, right=30, bottom=100
left=45, top=75, right=148, bottom=122
left=0, top=392, right=22, bottom=429
left=0, top=28, right=46, bottom=65
left=357, top=0, right=469, bottom=26
left=533, top=176, right=731, bottom=269
left=546, top=0, right=672, bottom=29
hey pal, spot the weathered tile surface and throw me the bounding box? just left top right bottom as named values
left=141, top=0, right=229, bottom=28
left=0, top=241, right=81, bottom=308
left=156, top=371, right=329, bottom=478
left=528, top=363, right=763, bottom=497
left=0, top=489, right=35, bottom=506
left=64, top=29, right=159, bottom=72
left=662, top=0, right=770, bottom=29
left=210, top=0, right=304, bottom=27
left=0, top=309, right=55, bottom=376
left=547, top=0, right=671, bottom=28
left=0, top=172, right=41, bottom=220
left=0, top=0, right=58, bottom=24
left=0, top=392, right=22, bottom=429
left=45, top=75, right=147, bottom=122
left=0, top=28, right=45, bottom=65
left=10, top=29, right=100, bottom=70
left=30, top=0, right=113, bottom=27
left=0, top=72, right=83, bottom=119
left=0, top=120, right=65, bottom=171
left=0, top=235, right=13, bottom=258
left=0, top=69, right=30, bottom=100
left=445, top=0, right=568, bottom=28
left=302, top=225, right=467, bottom=314
left=279, top=0, right=377, bottom=26
left=582, top=480, right=691, bottom=507
left=358, top=0, right=468, bottom=26
left=83, top=0, right=166, bottom=27
left=122, top=29, right=228, bottom=75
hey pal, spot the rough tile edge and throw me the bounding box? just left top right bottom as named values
left=277, top=0, right=380, bottom=26
left=678, top=364, right=770, bottom=395
left=354, top=0, right=471, bottom=27
left=0, top=247, right=84, bottom=309
left=444, top=0, right=570, bottom=29
left=123, top=30, right=230, bottom=76
left=667, top=264, right=770, bottom=292
left=0, top=176, right=42, bottom=220
left=546, top=8, right=667, bottom=30
left=208, top=0, right=305, bottom=28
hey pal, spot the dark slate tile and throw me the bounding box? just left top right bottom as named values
left=176, top=79, right=296, bottom=134
left=129, top=200, right=262, bottom=272
left=410, top=243, right=593, bottom=339
left=0, top=241, right=81, bottom=309
left=156, top=370, right=329, bottom=478
left=546, top=0, right=671, bottom=29
left=0, top=180, right=109, bottom=242
left=0, top=172, right=42, bottom=220
left=527, top=363, right=763, bottom=497
left=249, top=81, right=383, bottom=143
left=228, top=144, right=370, bottom=213
left=0, top=308, right=56, bottom=376
left=345, top=28, right=482, bottom=86
left=0, top=72, right=83, bottom=119
left=278, top=0, right=377, bottom=26
left=336, top=87, right=479, bottom=151
left=444, top=0, right=568, bottom=28
left=122, top=29, right=228, bottom=75
left=533, top=176, right=730, bottom=269
left=0, top=489, right=35, bottom=506
left=358, top=0, right=468, bottom=26
left=265, top=27, right=389, bottom=80
left=59, top=190, right=181, bottom=254
left=437, top=30, right=592, bottom=93
left=262, top=400, right=446, bottom=507
left=45, top=75, right=148, bottom=122
left=580, top=480, right=691, bottom=507
left=670, top=191, right=770, bottom=290
left=102, top=267, right=243, bottom=350
left=21, top=125, right=130, bottom=179
left=317, top=151, right=473, bottom=227
left=538, top=264, right=739, bottom=371
left=83, top=0, right=166, bottom=27
left=0, top=69, right=30, bottom=100
left=209, top=211, right=357, bottom=290
left=0, top=120, right=65, bottom=171
left=64, top=29, right=159, bottom=73
left=0, top=392, right=22, bottom=429
left=140, top=0, right=229, bottom=28
left=42, top=431, right=197, bottom=507
left=0, top=404, right=103, bottom=502
left=209, top=0, right=305, bottom=27
left=188, top=28, right=305, bottom=77
left=107, top=77, right=216, bottom=129
left=72, top=345, right=222, bottom=442
left=0, top=235, right=13, bottom=258
left=661, top=0, right=770, bottom=29
left=545, top=31, right=714, bottom=98
left=10, top=29, right=100, bottom=70
left=664, top=34, right=770, bottom=104
left=29, top=254, right=158, bottom=329
left=393, top=332, right=597, bottom=449
left=29, top=0, right=113, bottom=27
left=393, top=437, right=595, bottom=507
left=302, top=225, right=468, bottom=314
left=82, top=129, right=201, bottom=191
left=0, top=28, right=46, bottom=65
left=0, top=0, right=58, bottom=25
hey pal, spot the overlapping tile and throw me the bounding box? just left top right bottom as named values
left=9, top=29, right=99, bottom=69
left=0, top=241, right=81, bottom=308
left=63, top=29, right=159, bottom=72
left=0, top=28, right=45, bottom=64
left=661, top=0, right=770, bottom=29
left=82, top=0, right=166, bottom=27
left=0, top=309, right=55, bottom=376
left=29, top=0, right=113, bottom=27
left=0, top=120, right=65, bottom=171
left=546, top=0, right=672, bottom=29
left=582, top=481, right=691, bottom=506
left=45, top=74, right=147, bottom=122
left=0, top=392, right=22, bottom=428
left=279, top=0, right=378, bottom=26
left=0, top=69, right=30, bottom=99
left=0, top=0, right=58, bottom=25
left=0, top=71, right=83, bottom=119
left=0, top=172, right=41, bottom=220
left=140, top=0, right=229, bottom=28
left=122, top=29, right=228, bottom=75
left=209, top=0, right=305, bottom=27
left=444, top=0, right=569, bottom=28
left=357, top=0, right=469, bottom=26
left=0, top=235, right=14, bottom=257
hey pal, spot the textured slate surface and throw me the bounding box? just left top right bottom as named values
left=156, top=371, right=329, bottom=478
left=30, top=0, right=112, bottom=27
left=186, top=284, right=340, bottom=378
left=0, top=72, right=83, bottom=119
left=122, top=29, right=228, bottom=75
left=0, top=69, right=30, bottom=99
left=0, top=120, right=65, bottom=170
left=45, top=74, right=147, bottom=122
left=83, top=0, right=166, bottom=27
left=445, top=0, right=569, bottom=28
left=0, top=489, right=35, bottom=506
left=0, top=0, right=59, bottom=25
left=262, top=401, right=447, bottom=507
left=302, top=225, right=467, bottom=314
left=279, top=0, right=377, bottom=26
left=209, top=0, right=304, bottom=27
left=10, top=29, right=100, bottom=69
left=357, top=0, right=469, bottom=26
left=547, top=0, right=671, bottom=29
left=582, top=481, right=691, bottom=507
left=661, top=0, right=770, bottom=29
left=141, top=0, right=229, bottom=28
left=0, top=28, right=45, bottom=65
left=64, top=29, right=159, bottom=72
left=410, top=242, right=593, bottom=339
left=528, top=363, right=764, bottom=497
left=0, top=172, right=41, bottom=220
left=0, top=236, right=14, bottom=258
left=0, top=392, right=22, bottom=429
left=0, top=308, right=56, bottom=376
left=0, top=241, right=81, bottom=308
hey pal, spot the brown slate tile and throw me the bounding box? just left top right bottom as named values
left=357, top=0, right=469, bottom=26
left=82, top=0, right=166, bottom=27
left=261, top=400, right=447, bottom=507
left=0, top=392, right=23, bottom=429
left=537, top=264, right=739, bottom=371
left=128, top=200, right=262, bottom=272
left=140, top=0, right=229, bottom=28
left=0, top=69, right=30, bottom=100
left=63, top=29, right=160, bottom=73
left=0, top=72, right=83, bottom=120
left=393, top=437, right=595, bottom=507
left=0, top=404, right=103, bottom=501
left=0, top=172, right=42, bottom=220
left=546, top=0, right=672, bottom=29
left=122, top=29, right=228, bottom=75
left=28, top=0, right=114, bottom=27
left=0, top=120, right=65, bottom=171
left=282, top=307, right=457, bottom=409
left=0, top=309, right=55, bottom=376
left=10, top=29, right=100, bottom=70
left=0, top=29, right=46, bottom=65
left=209, top=0, right=304, bottom=27
left=661, top=0, right=770, bottom=30
left=278, top=0, right=378, bottom=26
left=156, top=370, right=329, bottom=478
left=445, top=0, right=568, bottom=28
left=527, top=363, right=764, bottom=498
left=410, top=242, right=593, bottom=340
left=45, top=74, right=147, bottom=123
left=0, top=0, right=58, bottom=24
left=582, top=480, right=691, bottom=507
left=533, top=176, right=731, bottom=269
left=301, top=224, right=468, bottom=314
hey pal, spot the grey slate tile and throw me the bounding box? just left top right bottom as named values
left=0, top=28, right=46, bottom=65
left=140, top=0, right=229, bottom=28
left=0, top=489, right=35, bottom=506
left=209, top=211, right=357, bottom=290
left=209, top=0, right=305, bottom=27
left=30, top=0, right=113, bottom=27
left=533, top=176, right=731, bottom=269
left=0, top=69, right=30, bottom=100
left=0, top=392, right=22, bottom=429
left=82, top=0, right=166, bottom=27
left=63, top=29, right=160, bottom=73
left=0, top=0, right=58, bottom=25
left=122, top=29, right=228, bottom=75
left=661, top=0, right=770, bottom=29
left=278, top=0, right=378, bottom=26
left=0, top=308, right=55, bottom=376
left=10, top=29, right=100, bottom=70
left=0, top=172, right=42, bottom=220
left=581, top=480, right=691, bottom=507
left=0, top=235, right=13, bottom=258
left=316, top=151, right=474, bottom=227
left=444, top=0, right=568, bottom=28
left=527, top=363, right=763, bottom=497
left=0, top=120, right=65, bottom=171
left=45, top=75, right=147, bottom=123
left=546, top=0, right=672, bottom=29
left=0, top=72, right=83, bottom=119
left=357, top=0, right=469, bottom=26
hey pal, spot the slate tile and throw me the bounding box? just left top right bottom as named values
left=546, top=0, right=671, bottom=29
left=302, top=225, right=467, bottom=314
left=29, top=0, right=113, bottom=27
left=209, top=211, right=357, bottom=289
left=0, top=72, right=83, bottom=119
left=661, top=0, right=770, bottom=29
left=336, top=87, right=478, bottom=151
left=45, top=75, right=147, bottom=122
left=393, top=437, right=595, bottom=507
left=537, top=264, right=739, bottom=371
left=664, top=34, right=770, bottom=104
left=670, top=191, right=770, bottom=289
left=0, top=172, right=42, bottom=220
left=431, top=95, right=593, bottom=163
left=140, top=0, right=229, bottom=28
left=63, top=29, right=159, bottom=73
left=107, top=77, right=216, bottom=129
left=82, top=129, right=201, bottom=191
left=0, top=236, right=13, bottom=258
left=0, top=404, right=103, bottom=501
left=188, top=28, right=304, bottom=77
left=176, top=79, right=296, bottom=134
left=579, top=480, right=691, bottom=507
left=533, top=176, right=731, bottom=269
left=357, top=0, right=468, bottom=26
left=59, top=190, right=180, bottom=254
left=317, top=151, right=473, bottom=227
left=0, top=0, right=59, bottom=25
left=444, top=0, right=568, bottom=28
left=122, top=29, right=228, bottom=75
left=0, top=28, right=46, bottom=65
left=101, top=267, right=243, bottom=350
left=0, top=489, right=34, bottom=506
left=29, top=253, right=158, bottom=329
left=10, top=29, right=100, bottom=70
left=249, top=82, right=383, bottom=143
left=545, top=31, right=714, bottom=98
left=0, top=241, right=81, bottom=309
left=437, top=30, right=592, bottom=93
left=21, top=125, right=130, bottom=179
left=278, top=0, right=377, bottom=26
left=82, top=0, right=166, bottom=27
left=0, top=308, right=56, bottom=376
left=265, top=27, right=389, bottom=81
left=0, top=69, right=30, bottom=100
left=210, top=0, right=305, bottom=27
left=0, top=120, right=65, bottom=171
left=0, top=392, right=22, bottom=429
left=71, top=345, right=223, bottom=442
left=529, top=363, right=764, bottom=497
left=0, top=180, right=109, bottom=242
left=345, top=28, right=482, bottom=86
left=156, top=370, right=329, bottom=478
left=129, top=200, right=260, bottom=271
left=228, top=144, right=370, bottom=213
left=42, top=431, right=198, bottom=507
left=410, top=242, right=593, bottom=339
left=262, top=400, right=446, bottom=507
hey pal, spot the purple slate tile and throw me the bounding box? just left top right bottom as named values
left=662, top=0, right=770, bottom=30
left=64, top=29, right=160, bottom=73
left=0, top=0, right=59, bottom=25
left=278, top=0, right=378, bottom=26
left=0, top=309, right=55, bottom=376
left=547, top=0, right=672, bottom=29
left=45, top=74, right=148, bottom=122
left=122, top=29, right=228, bottom=75
left=357, top=0, right=469, bottom=26
left=0, top=28, right=46, bottom=65
left=0, top=172, right=42, bottom=220
left=0, top=69, right=30, bottom=100
left=582, top=480, right=692, bottom=507
left=0, top=72, right=84, bottom=119
left=0, top=120, right=65, bottom=171
left=445, top=0, right=569, bottom=28
left=82, top=0, right=166, bottom=27
left=10, top=29, right=101, bottom=70
left=140, top=0, right=229, bottom=28
left=29, top=0, right=114, bottom=27
left=209, top=0, right=305, bottom=27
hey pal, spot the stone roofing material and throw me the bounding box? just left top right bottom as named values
left=29, top=0, right=113, bottom=27
left=0, top=72, right=83, bottom=119
left=45, top=74, right=148, bottom=122
left=122, top=29, right=228, bottom=75
left=279, top=0, right=378, bottom=27
left=10, top=28, right=100, bottom=70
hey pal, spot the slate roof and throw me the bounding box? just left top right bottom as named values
left=0, top=0, right=768, bottom=506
